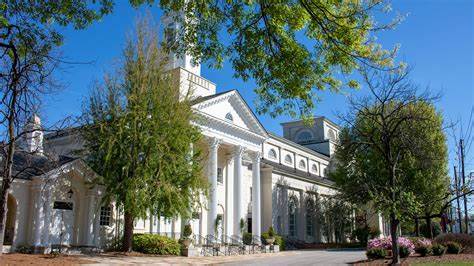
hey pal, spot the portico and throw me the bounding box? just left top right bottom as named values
left=193, top=90, right=268, bottom=242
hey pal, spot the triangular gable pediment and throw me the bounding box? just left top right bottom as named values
left=192, top=90, right=268, bottom=138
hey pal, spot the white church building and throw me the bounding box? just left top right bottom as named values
left=1, top=13, right=387, bottom=253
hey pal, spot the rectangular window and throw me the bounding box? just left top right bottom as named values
left=247, top=218, right=252, bottom=234
left=306, top=215, right=313, bottom=237
left=289, top=213, right=296, bottom=237
left=53, top=201, right=73, bottom=210
left=217, top=168, right=223, bottom=184
left=100, top=206, right=112, bottom=226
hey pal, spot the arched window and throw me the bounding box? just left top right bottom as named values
left=327, top=129, right=336, bottom=141
left=284, top=154, right=293, bottom=165
left=288, top=196, right=298, bottom=237
left=299, top=160, right=306, bottom=169
left=311, top=164, right=318, bottom=173
left=225, top=113, right=233, bottom=122
left=297, top=131, right=313, bottom=142
left=268, top=149, right=277, bottom=159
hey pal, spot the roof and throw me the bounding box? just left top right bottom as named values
left=192, top=89, right=268, bottom=137
left=268, top=132, right=330, bottom=160
left=1, top=151, right=76, bottom=180
left=280, top=116, right=340, bottom=129
left=190, top=89, right=234, bottom=105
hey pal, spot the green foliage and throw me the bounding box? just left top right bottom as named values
left=243, top=232, right=253, bottom=245
left=239, top=218, right=246, bottom=234
left=15, top=245, right=32, bottom=254
left=416, top=245, right=432, bottom=257
left=352, top=227, right=369, bottom=245
left=399, top=246, right=411, bottom=258
left=131, top=0, right=400, bottom=117
left=445, top=241, right=462, bottom=254
left=182, top=224, right=192, bottom=238
left=0, top=0, right=113, bottom=71
left=132, top=234, right=180, bottom=255
left=330, top=70, right=449, bottom=225
left=434, top=233, right=474, bottom=252
left=82, top=17, right=207, bottom=247
left=261, top=232, right=285, bottom=250
left=420, top=222, right=441, bottom=238
left=431, top=244, right=446, bottom=256
left=268, top=226, right=275, bottom=238
left=330, top=70, right=448, bottom=264
left=366, top=248, right=387, bottom=260
left=275, top=235, right=285, bottom=251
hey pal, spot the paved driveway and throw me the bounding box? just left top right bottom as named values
left=83, top=249, right=365, bottom=265
left=222, top=250, right=365, bottom=266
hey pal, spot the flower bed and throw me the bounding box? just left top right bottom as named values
left=368, top=236, right=415, bottom=254
left=366, top=236, right=415, bottom=259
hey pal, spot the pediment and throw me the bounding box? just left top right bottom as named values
left=192, top=90, right=268, bottom=138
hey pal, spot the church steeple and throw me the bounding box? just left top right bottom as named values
left=161, top=10, right=201, bottom=76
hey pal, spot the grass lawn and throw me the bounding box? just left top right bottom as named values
left=412, top=262, right=473, bottom=266
left=352, top=253, right=474, bottom=265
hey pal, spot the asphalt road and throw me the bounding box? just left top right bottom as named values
left=221, top=250, right=366, bottom=266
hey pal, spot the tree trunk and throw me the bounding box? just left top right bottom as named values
left=0, top=102, right=17, bottom=255
left=415, top=218, right=420, bottom=237
left=426, top=216, right=433, bottom=239
left=123, top=211, right=134, bottom=252
left=0, top=182, right=11, bottom=255
left=390, top=213, right=400, bottom=265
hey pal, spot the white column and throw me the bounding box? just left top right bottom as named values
left=85, top=189, right=96, bottom=246
left=224, top=157, right=233, bottom=237
left=251, top=152, right=261, bottom=241
left=298, top=191, right=306, bottom=241
left=93, top=191, right=102, bottom=247
left=32, top=181, right=44, bottom=247
left=233, top=146, right=245, bottom=238
left=149, top=215, right=154, bottom=234
left=41, top=188, right=52, bottom=248
left=207, top=137, right=220, bottom=238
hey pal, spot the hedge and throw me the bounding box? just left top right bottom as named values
left=132, top=234, right=181, bottom=255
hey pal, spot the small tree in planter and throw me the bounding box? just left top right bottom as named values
left=240, top=218, right=246, bottom=236
left=265, top=227, right=276, bottom=245
left=181, top=224, right=193, bottom=248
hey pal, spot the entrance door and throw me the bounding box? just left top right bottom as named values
left=50, top=201, right=74, bottom=246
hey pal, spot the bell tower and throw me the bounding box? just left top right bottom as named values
left=161, top=11, right=201, bottom=76
left=160, top=10, right=215, bottom=99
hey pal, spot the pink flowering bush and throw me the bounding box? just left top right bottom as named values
left=368, top=237, right=391, bottom=250
left=415, top=238, right=432, bottom=248
left=367, top=236, right=415, bottom=255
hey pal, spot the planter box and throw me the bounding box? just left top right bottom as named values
left=263, top=245, right=280, bottom=253
left=181, top=247, right=200, bottom=257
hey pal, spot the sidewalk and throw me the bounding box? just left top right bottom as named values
left=82, top=251, right=289, bottom=265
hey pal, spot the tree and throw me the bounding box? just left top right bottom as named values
left=0, top=0, right=113, bottom=252
left=130, top=0, right=401, bottom=117
left=404, top=101, right=449, bottom=238
left=331, top=68, right=446, bottom=264
left=81, top=18, right=207, bottom=252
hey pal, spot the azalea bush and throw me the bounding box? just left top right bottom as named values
left=432, top=243, right=446, bottom=256
left=367, top=236, right=415, bottom=255
left=413, top=238, right=432, bottom=256
left=434, top=233, right=474, bottom=253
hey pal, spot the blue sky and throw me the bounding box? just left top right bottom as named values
left=43, top=1, right=473, bottom=174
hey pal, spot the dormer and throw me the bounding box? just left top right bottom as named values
left=280, top=117, right=339, bottom=157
